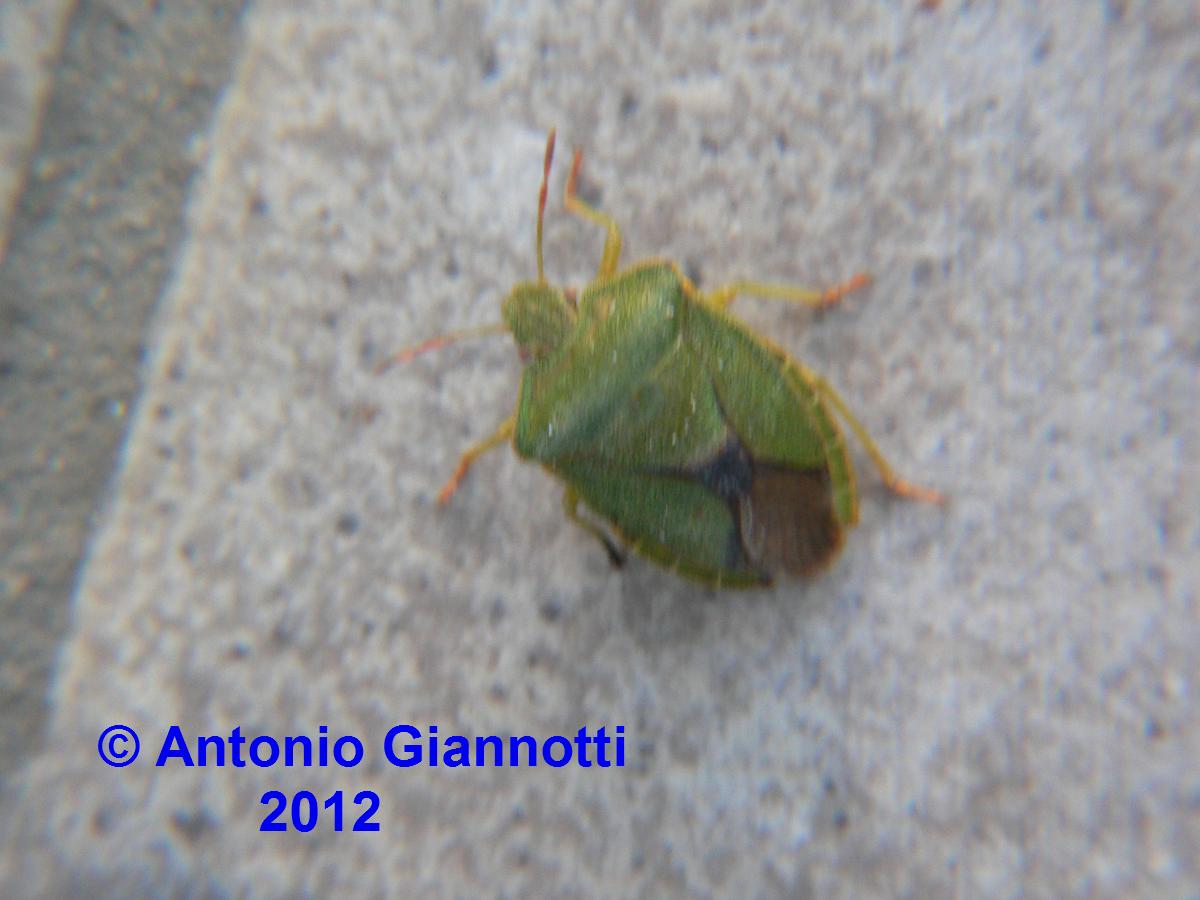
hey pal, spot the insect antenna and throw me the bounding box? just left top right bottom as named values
left=536, top=128, right=556, bottom=284
left=373, top=322, right=508, bottom=374
left=377, top=131, right=558, bottom=377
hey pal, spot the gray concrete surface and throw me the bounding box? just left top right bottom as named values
left=0, top=0, right=73, bottom=263
left=2, top=1, right=1197, bottom=897
left=0, top=0, right=247, bottom=781
left=0, top=0, right=73, bottom=775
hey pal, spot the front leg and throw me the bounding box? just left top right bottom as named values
left=437, top=414, right=517, bottom=505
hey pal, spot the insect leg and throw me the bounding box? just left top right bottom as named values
left=562, top=488, right=626, bottom=568
left=437, top=414, right=517, bottom=506
left=373, top=323, right=508, bottom=374
left=703, top=272, right=871, bottom=311
left=536, top=129, right=556, bottom=283
left=807, top=372, right=946, bottom=505
left=564, top=147, right=623, bottom=279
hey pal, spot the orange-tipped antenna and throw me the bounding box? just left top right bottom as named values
left=373, top=322, right=508, bottom=375
left=536, top=128, right=556, bottom=283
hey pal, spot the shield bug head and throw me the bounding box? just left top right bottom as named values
left=501, top=282, right=573, bottom=364
left=380, top=129, right=944, bottom=587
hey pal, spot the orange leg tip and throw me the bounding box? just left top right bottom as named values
left=890, top=479, right=947, bottom=506
left=373, top=347, right=420, bottom=375
left=436, top=459, right=471, bottom=506
left=820, top=271, right=873, bottom=306
left=846, top=271, right=873, bottom=291
left=436, top=480, right=459, bottom=507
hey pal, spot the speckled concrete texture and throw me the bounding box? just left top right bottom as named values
left=2, top=1, right=1196, bottom=897
left=0, top=0, right=72, bottom=261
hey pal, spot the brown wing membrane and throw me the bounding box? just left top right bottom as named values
left=739, top=465, right=843, bottom=577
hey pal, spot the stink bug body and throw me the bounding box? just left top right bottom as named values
left=381, top=130, right=943, bottom=587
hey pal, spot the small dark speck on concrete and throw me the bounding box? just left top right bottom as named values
left=359, top=339, right=377, bottom=366
left=248, top=191, right=268, bottom=216
left=171, top=807, right=218, bottom=844
left=335, top=512, right=360, bottom=535
left=480, top=44, right=498, bottom=80
left=1032, top=34, right=1053, bottom=63
left=632, top=739, right=655, bottom=773
left=619, top=91, right=638, bottom=118
left=92, top=805, right=116, bottom=835
left=489, top=596, right=506, bottom=623
left=912, top=258, right=934, bottom=285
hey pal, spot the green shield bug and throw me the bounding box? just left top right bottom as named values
left=380, top=130, right=944, bottom=587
